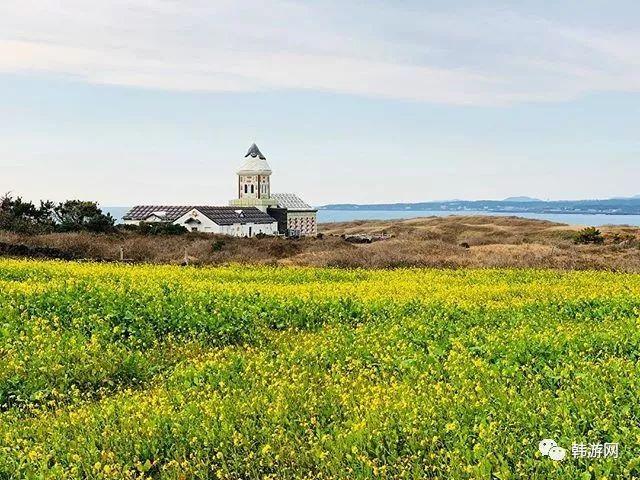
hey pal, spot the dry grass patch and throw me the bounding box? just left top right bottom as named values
left=1, top=215, right=639, bottom=271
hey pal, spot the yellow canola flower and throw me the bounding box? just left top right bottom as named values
left=0, top=259, right=639, bottom=480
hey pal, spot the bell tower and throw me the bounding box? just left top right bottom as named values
left=230, top=143, right=278, bottom=211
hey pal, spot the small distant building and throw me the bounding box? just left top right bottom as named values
left=123, top=143, right=317, bottom=237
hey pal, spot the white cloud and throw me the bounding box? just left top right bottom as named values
left=0, top=0, right=639, bottom=105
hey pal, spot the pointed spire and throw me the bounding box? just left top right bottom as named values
left=245, top=143, right=266, bottom=160
left=238, top=142, right=272, bottom=175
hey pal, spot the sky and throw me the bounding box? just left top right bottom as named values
left=1, top=0, right=639, bottom=206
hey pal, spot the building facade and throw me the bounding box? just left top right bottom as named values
left=269, top=193, right=317, bottom=236
left=123, top=206, right=278, bottom=235
left=123, top=143, right=317, bottom=237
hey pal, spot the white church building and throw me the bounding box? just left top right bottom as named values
left=123, top=144, right=317, bottom=237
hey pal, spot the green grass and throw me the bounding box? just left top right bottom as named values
left=1, top=259, right=639, bottom=479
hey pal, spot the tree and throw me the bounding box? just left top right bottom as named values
left=0, top=195, right=115, bottom=234
left=52, top=200, right=115, bottom=233
left=0, top=193, right=55, bottom=233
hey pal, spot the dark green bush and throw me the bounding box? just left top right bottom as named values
left=137, top=222, right=188, bottom=236
left=574, top=227, right=604, bottom=245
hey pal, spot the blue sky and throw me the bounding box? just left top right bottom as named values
left=1, top=1, right=639, bottom=205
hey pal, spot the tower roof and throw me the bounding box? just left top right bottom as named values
left=245, top=143, right=266, bottom=160
left=238, top=143, right=272, bottom=175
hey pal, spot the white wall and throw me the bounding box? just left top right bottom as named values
left=173, top=209, right=219, bottom=232
left=218, top=222, right=278, bottom=237
left=173, top=209, right=278, bottom=237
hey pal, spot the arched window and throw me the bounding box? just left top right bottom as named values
left=250, top=185, right=254, bottom=194
left=244, top=184, right=248, bottom=194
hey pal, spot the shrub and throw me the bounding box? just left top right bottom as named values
left=137, top=222, right=188, bottom=236
left=574, top=227, right=604, bottom=245
left=117, top=224, right=140, bottom=232
left=607, top=232, right=637, bottom=246
left=212, top=239, right=225, bottom=251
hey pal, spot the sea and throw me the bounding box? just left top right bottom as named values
left=104, top=207, right=640, bottom=227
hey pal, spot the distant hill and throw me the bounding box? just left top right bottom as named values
left=320, top=197, right=640, bottom=215
left=503, top=196, right=542, bottom=202
left=609, top=195, right=640, bottom=200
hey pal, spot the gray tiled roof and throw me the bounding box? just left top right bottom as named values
left=123, top=205, right=276, bottom=225
left=123, top=205, right=192, bottom=221
left=194, top=206, right=276, bottom=225
left=271, top=193, right=316, bottom=211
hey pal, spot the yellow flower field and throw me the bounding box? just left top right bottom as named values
left=1, top=259, right=640, bottom=479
